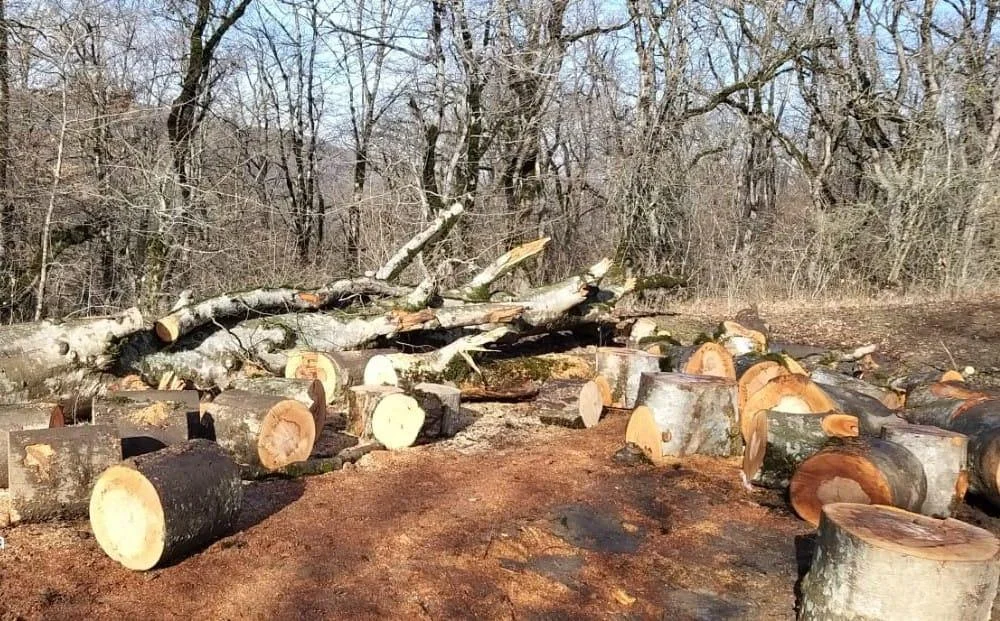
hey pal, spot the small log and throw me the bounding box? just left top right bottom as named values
left=811, top=367, right=902, bottom=410
left=741, top=374, right=837, bottom=441
left=890, top=369, right=967, bottom=395
left=817, top=383, right=901, bottom=436
left=665, top=342, right=736, bottom=379
left=798, top=503, right=1000, bottom=621
left=410, top=382, right=462, bottom=438
left=228, top=377, right=327, bottom=435
left=89, top=439, right=242, bottom=571
left=7, top=425, right=120, bottom=523
left=534, top=379, right=605, bottom=429
left=906, top=381, right=996, bottom=411
left=92, top=391, right=200, bottom=458
left=203, top=390, right=316, bottom=471
left=446, top=237, right=550, bottom=301
left=881, top=424, right=969, bottom=517
left=901, top=394, right=990, bottom=428
left=284, top=349, right=395, bottom=402
left=737, top=360, right=791, bottom=411
left=789, top=438, right=927, bottom=526
left=347, top=385, right=425, bottom=449
left=0, top=403, right=64, bottom=487
left=627, top=372, right=740, bottom=460
left=742, top=410, right=859, bottom=489
left=594, top=347, right=663, bottom=408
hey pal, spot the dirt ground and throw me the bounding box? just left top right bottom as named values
left=2, top=296, right=1000, bottom=620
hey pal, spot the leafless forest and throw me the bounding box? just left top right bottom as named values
left=0, top=0, right=997, bottom=322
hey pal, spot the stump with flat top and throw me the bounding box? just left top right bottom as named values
left=1, top=403, right=64, bottom=488
left=228, top=377, right=327, bottom=436
left=742, top=410, right=859, bottom=489
left=7, top=424, right=120, bottom=523
left=92, top=390, right=200, bottom=458
left=410, top=382, right=462, bottom=438
left=881, top=424, right=968, bottom=517
left=789, top=438, right=926, bottom=526
left=594, top=347, right=662, bottom=409
left=347, top=385, right=425, bottom=449
left=627, top=372, right=739, bottom=461
left=535, top=379, right=605, bottom=429
left=203, top=390, right=316, bottom=471
left=89, top=439, right=243, bottom=571
left=741, top=374, right=837, bottom=441
left=798, top=503, right=1000, bottom=621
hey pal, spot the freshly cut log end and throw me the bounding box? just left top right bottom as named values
left=204, top=390, right=316, bottom=471
left=674, top=342, right=736, bottom=379
left=258, top=400, right=316, bottom=470
left=1, top=403, right=65, bottom=488
left=363, top=354, right=399, bottom=386
left=594, top=347, right=663, bottom=408
left=789, top=438, right=926, bottom=526
left=229, top=377, right=327, bottom=436
left=625, top=406, right=665, bottom=464
left=593, top=375, right=613, bottom=408
left=718, top=320, right=767, bottom=356
left=633, top=372, right=740, bottom=457
left=153, top=316, right=181, bottom=344
left=799, top=503, right=1000, bottom=621
left=940, top=369, right=965, bottom=383
left=535, top=379, right=605, bottom=429
left=370, top=393, right=425, bottom=450
left=285, top=351, right=342, bottom=403
left=881, top=424, right=969, bottom=517
left=741, top=374, right=837, bottom=441
left=89, top=439, right=242, bottom=571
left=737, top=361, right=790, bottom=412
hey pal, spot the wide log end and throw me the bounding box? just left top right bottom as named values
left=154, top=316, right=181, bottom=343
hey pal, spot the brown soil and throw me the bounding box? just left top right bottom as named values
left=2, top=297, right=1000, bottom=620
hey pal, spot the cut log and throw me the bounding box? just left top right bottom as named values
left=229, top=377, right=327, bottom=435
left=665, top=342, right=736, bottom=379
left=789, top=438, right=927, bottom=526
left=817, top=383, right=901, bottom=436
left=737, top=360, right=791, bottom=412
left=901, top=394, right=990, bottom=428
left=92, top=391, right=200, bottom=458
left=906, top=381, right=996, bottom=411
left=628, top=372, right=740, bottom=460
left=446, top=237, right=550, bottom=301
left=741, top=374, right=837, bottom=441
left=0, top=403, right=64, bottom=488
left=881, top=424, right=969, bottom=517
left=594, top=347, right=663, bottom=408
left=363, top=327, right=513, bottom=386
left=375, top=202, right=464, bottom=281
left=7, top=424, right=120, bottom=523
left=284, top=349, right=396, bottom=402
left=203, top=390, right=315, bottom=471
left=89, top=439, right=242, bottom=571
left=627, top=318, right=660, bottom=348
left=742, top=410, right=859, bottom=489
left=811, top=367, right=902, bottom=410
left=945, top=400, right=1000, bottom=501
left=798, top=503, right=1000, bottom=621
left=346, top=385, right=425, bottom=449
left=717, top=320, right=767, bottom=356
left=534, top=379, right=605, bottom=429
left=410, top=382, right=462, bottom=438
left=890, top=369, right=967, bottom=394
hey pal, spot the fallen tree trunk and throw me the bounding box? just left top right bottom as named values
left=817, top=383, right=901, bottom=436
left=92, top=391, right=199, bottom=458
left=535, top=379, right=605, bottom=429
left=445, top=237, right=550, bottom=301
left=284, top=349, right=396, bottom=402
left=228, top=377, right=327, bottom=435
left=741, top=374, right=837, bottom=441
left=628, top=372, right=740, bottom=460
left=363, top=327, right=514, bottom=386
left=742, top=410, right=859, bottom=489
left=811, top=367, right=903, bottom=411
left=594, top=347, right=663, bottom=408
left=7, top=425, right=120, bottom=523
left=89, top=439, right=242, bottom=571
left=0, top=403, right=64, bottom=487
left=346, top=385, right=425, bottom=449
left=374, top=202, right=464, bottom=281
left=789, top=438, right=926, bottom=526
left=203, top=390, right=316, bottom=471
left=799, top=503, right=1000, bottom=621
left=881, top=424, right=968, bottom=517
left=905, top=381, right=996, bottom=410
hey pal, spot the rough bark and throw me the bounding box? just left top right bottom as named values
left=906, top=381, right=996, bottom=410
left=789, top=438, right=927, bottom=526
left=203, top=390, right=316, bottom=471
left=945, top=401, right=1000, bottom=501
left=89, top=439, right=242, bottom=571
left=362, top=327, right=514, bottom=387
left=7, top=424, right=120, bottom=523
left=228, top=377, right=326, bottom=435
left=534, top=379, right=605, bottom=429
left=594, top=347, right=663, bottom=408
left=799, top=503, right=1000, bottom=621
left=92, top=391, right=199, bottom=458
left=881, top=424, right=969, bottom=517
left=411, top=382, right=462, bottom=438
left=811, top=367, right=902, bottom=410
left=0, top=403, right=63, bottom=487
left=818, top=383, right=902, bottom=436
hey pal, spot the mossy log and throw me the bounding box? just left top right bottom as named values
left=881, top=424, right=969, bottom=517
left=798, top=503, right=1000, bottom=621
left=202, top=390, right=315, bottom=471
left=89, top=439, right=242, bottom=570
left=594, top=347, right=663, bottom=408
left=7, top=424, right=120, bottom=523
left=228, top=377, right=326, bottom=436
left=535, top=379, right=605, bottom=429
left=0, top=403, right=64, bottom=487
left=92, top=390, right=200, bottom=458
left=789, top=438, right=926, bottom=526
left=742, top=410, right=859, bottom=489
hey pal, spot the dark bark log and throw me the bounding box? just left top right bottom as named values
left=203, top=390, right=315, bottom=471
left=811, top=367, right=902, bottom=410
left=411, top=382, right=462, bottom=438
left=534, top=379, right=605, bottom=429
left=817, top=383, right=901, bottom=436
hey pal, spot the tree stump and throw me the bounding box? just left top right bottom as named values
left=741, top=374, right=837, bottom=441
left=228, top=377, right=327, bottom=436
left=798, top=503, right=1000, bottom=621
left=789, top=438, right=926, bottom=526
left=1, top=403, right=64, bottom=488
left=666, top=342, right=736, bottom=379
left=7, top=425, right=120, bottom=523
left=627, top=372, right=739, bottom=460
left=89, top=439, right=242, bottom=571
left=285, top=349, right=394, bottom=402
left=203, top=390, right=316, bottom=471
left=881, top=424, right=968, bottom=517
left=594, top=347, right=662, bottom=408
left=534, top=379, right=605, bottom=429
left=347, top=385, right=425, bottom=449
left=410, top=382, right=462, bottom=438
left=742, top=410, right=859, bottom=489
left=818, top=383, right=901, bottom=435
left=92, top=391, right=200, bottom=458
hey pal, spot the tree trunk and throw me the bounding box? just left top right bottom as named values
left=799, top=503, right=1000, bottom=621
left=906, top=381, right=996, bottom=410
left=93, top=391, right=200, bottom=458
left=228, top=378, right=326, bottom=436
left=945, top=401, right=1000, bottom=502
left=89, top=439, right=242, bottom=571
left=362, top=327, right=513, bottom=386
left=881, top=424, right=968, bottom=517
left=789, top=438, right=927, bottom=526
left=535, top=379, right=605, bottom=429
left=203, top=390, right=316, bottom=471
left=374, top=202, right=464, bottom=281
left=742, top=410, right=859, bottom=489
left=594, top=347, right=663, bottom=408
left=628, top=372, right=740, bottom=460
left=7, top=424, right=120, bottom=523
left=741, top=374, right=837, bottom=441
left=346, top=385, right=424, bottom=449
left=0, top=403, right=64, bottom=487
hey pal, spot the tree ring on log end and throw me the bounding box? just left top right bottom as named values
left=790, top=453, right=892, bottom=526
left=89, top=466, right=165, bottom=571
left=257, top=400, right=315, bottom=470
left=579, top=380, right=604, bottom=428
left=154, top=316, right=181, bottom=344
left=592, top=375, right=613, bottom=407
left=742, top=410, right=767, bottom=481
left=738, top=361, right=789, bottom=411
left=683, top=342, right=735, bottom=379
left=371, top=393, right=424, bottom=449
left=285, top=352, right=341, bottom=403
